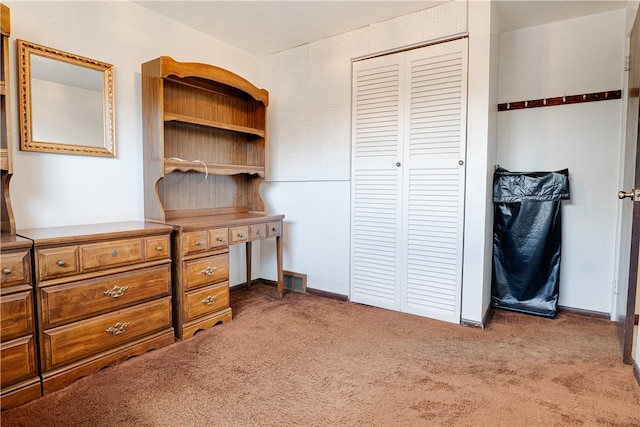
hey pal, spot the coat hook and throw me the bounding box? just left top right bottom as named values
left=583, top=94, right=586, bottom=100
left=543, top=98, right=547, bottom=105
left=563, top=94, right=566, bottom=103
left=524, top=100, right=528, bottom=107
left=506, top=102, right=510, bottom=110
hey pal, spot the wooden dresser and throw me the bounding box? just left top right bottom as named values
left=169, top=212, right=283, bottom=340
left=17, top=221, right=175, bottom=394
left=0, top=234, right=40, bottom=409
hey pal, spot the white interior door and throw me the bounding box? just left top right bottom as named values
left=401, top=39, right=468, bottom=323
left=350, top=54, right=405, bottom=311
left=350, top=38, right=468, bottom=323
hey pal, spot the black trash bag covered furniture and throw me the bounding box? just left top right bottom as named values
left=492, top=167, right=571, bottom=318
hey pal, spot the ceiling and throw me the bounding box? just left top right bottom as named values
left=132, top=1, right=635, bottom=57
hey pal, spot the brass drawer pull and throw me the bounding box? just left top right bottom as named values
left=105, top=322, right=130, bottom=335
left=104, top=285, right=129, bottom=298
left=201, top=266, right=217, bottom=276
left=201, top=295, right=217, bottom=306
left=57, top=260, right=66, bottom=267
left=2, top=268, right=11, bottom=275
left=112, top=249, right=119, bottom=257
left=237, top=233, right=244, bottom=239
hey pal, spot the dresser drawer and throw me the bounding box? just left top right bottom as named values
left=249, top=223, right=267, bottom=241
left=37, top=246, right=79, bottom=281
left=267, top=221, right=282, bottom=238
left=0, top=290, right=34, bottom=342
left=1, top=249, right=31, bottom=288
left=182, top=230, right=208, bottom=256
left=145, top=235, right=170, bottom=261
left=0, top=335, right=38, bottom=388
left=81, top=238, right=144, bottom=272
left=229, top=226, right=249, bottom=244
left=41, top=297, right=172, bottom=370
left=40, top=264, right=171, bottom=329
left=183, top=253, right=229, bottom=290
left=184, top=282, right=229, bottom=323
left=208, top=228, right=228, bottom=249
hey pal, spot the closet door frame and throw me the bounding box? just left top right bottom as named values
left=350, top=37, right=468, bottom=323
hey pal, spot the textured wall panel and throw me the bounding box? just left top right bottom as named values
left=260, top=0, right=467, bottom=182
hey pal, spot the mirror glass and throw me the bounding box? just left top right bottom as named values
left=17, top=40, right=115, bottom=157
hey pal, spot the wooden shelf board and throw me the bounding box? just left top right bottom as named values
left=164, top=113, right=265, bottom=137
left=164, top=159, right=265, bottom=177
left=0, top=150, right=8, bottom=171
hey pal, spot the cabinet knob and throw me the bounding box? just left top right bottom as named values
left=195, top=241, right=201, bottom=246
left=201, top=295, right=217, bottom=306
left=112, top=249, right=119, bottom=257
left=57, top=260, right=66, bottom=267
left=156, top=245, right=163, bottom=251
left=238, top=233, right=244, bottom=238
left=2, top=268, right=11, bottom=275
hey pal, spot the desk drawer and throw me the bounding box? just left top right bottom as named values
left=0, top=335, right=37, bottom=388
left=40, top=264, right=171, bottom=328
left=183, top=253, right=229, bottom=290
left=182, top=230, right=208, bottom=256
left=1, top=249, right=31, bottom=288
left=81, top=238, right=144, bottom=272
left=249, top=223, right=266, bottom=241
left=41, top=297, right=172, bottom=370
left=0, top=290, right=34, bottom=342
left=267, top=221, right=282, bottom=238
left=184, top=282, right=229, bottom=323
left=229, top=226, right=249, bottom=244
left=208, top=228, right=228, bottom=249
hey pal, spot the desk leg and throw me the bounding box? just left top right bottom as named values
left=246, top=241, right=252, bottom=290
left=276, top=235, right=283, bottom=298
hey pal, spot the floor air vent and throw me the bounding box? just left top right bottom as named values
left=283, top=271, right=307, bottom=293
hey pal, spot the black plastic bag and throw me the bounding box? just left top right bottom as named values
left=492, top=167, right=570, bottom=318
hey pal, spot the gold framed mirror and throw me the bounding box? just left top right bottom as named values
left=17, top=40, right=115, bottom=157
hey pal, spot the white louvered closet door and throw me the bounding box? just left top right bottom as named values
left=350, top=54, right=406, bottom=311
left=350, top=38, right=468, bottom=323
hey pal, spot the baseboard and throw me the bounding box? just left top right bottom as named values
left=305, top=287, right=348, bottom=302
left=557, top=305, right=610, bottom=320
left=231, top=279, right=349, bottom=302
left=461, top=307, right=492, bottom=329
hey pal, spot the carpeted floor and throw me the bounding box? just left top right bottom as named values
left=2, top=283, right=640, bottom=427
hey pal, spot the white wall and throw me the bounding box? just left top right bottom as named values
left=7, top=1, right=259, bottom=230
left=497, top=10, right=626, bottom=314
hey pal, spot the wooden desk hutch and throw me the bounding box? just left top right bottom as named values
left=141, top=56, right=284, bottom=340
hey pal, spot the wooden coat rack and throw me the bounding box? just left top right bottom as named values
left=497, top=90, right=621, bottom=112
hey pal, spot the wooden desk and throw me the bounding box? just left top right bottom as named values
left=164, top=211, right=284, bottom=340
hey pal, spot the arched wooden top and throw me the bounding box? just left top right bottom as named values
left=157, top=56, right=268, bottom=106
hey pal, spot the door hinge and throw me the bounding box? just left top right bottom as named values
left=613, top=280, right=618, bottom=294
left=625, top=55, right=630, bottom=71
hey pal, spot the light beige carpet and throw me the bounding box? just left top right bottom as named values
left=2, top=283, right=640, bottom=426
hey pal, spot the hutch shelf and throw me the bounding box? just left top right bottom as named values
left=142, top=56, right=284, bottom=340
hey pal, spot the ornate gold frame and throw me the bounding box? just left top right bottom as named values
left=17, top=39, right=115, bottom=157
